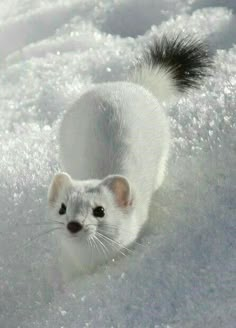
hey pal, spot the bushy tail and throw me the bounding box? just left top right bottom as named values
left=129, top=35, right=212, bottom=103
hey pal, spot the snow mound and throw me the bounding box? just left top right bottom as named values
left=0, top=0, right=235, bottom=327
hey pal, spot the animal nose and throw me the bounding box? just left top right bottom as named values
left=67, top=221, right=83, bottom=233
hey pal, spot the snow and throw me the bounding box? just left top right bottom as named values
left=0, top=0, right=235, bottom=327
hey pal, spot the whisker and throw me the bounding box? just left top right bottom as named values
left=66, top=222, right=145, bottom=250
left=96, top=234, right=122, bottom=256
left=87, top=222, right=143, bottom=234
left=10, top=227, right=64, bottom=262
left=93, top=235, right=109, bottom=258
left=98, top=224, right=145, bottom=248
left=98, top=230, right=156, bottom=261
left=91, top=236, right=102, bottom=258
left=96, top=232, right=127, bottom=257
left=86, top=222, right=142, bottom=251
left=103, top=231, right=135, bottom=254
left=100, top=223, right=142, bottom=236
left=24, top=227, right=64, bottom=245
left=96, top=231, right=125, bottom=249
left=53, top=220, right=65, bottom=225
left=19, top=221, right=65, bottom=227
left=97, top=227, right=143, bottom=249
left=88, top=238, right=93, bottom=267
left=98, top=236, right=110, bottom=258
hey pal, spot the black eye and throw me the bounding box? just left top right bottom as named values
left=93, top=206, right=105, bottom=218
left=59, top=203, right=66, bottom=215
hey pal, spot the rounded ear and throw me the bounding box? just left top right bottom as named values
left=101, top=175, right=132, bottom=208
left=48, top=172, right=72, bottom=205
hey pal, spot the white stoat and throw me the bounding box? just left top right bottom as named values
left=48, top=35, right=212, bottom=275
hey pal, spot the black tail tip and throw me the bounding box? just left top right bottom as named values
left=144, top=34, right=213, bottom=92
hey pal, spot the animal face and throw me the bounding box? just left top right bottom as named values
left=48, top=173, right=134, bottom=262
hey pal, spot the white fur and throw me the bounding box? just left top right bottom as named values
left=129, top=65, right=178, bottom=104
left=48, top=81, right=170, bottom=276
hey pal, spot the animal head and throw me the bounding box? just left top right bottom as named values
left=47, top=172, right=134, bottom=247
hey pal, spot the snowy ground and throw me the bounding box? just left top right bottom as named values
left=0, top=0, right=235, bottom=327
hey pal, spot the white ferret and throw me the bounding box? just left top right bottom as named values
left=48, top=35, right=211, bottom=274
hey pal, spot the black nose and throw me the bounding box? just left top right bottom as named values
left=67, top=221, right=83, bottom=233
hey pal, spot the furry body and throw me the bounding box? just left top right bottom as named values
left=48, top=35, right=212, bottom=274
